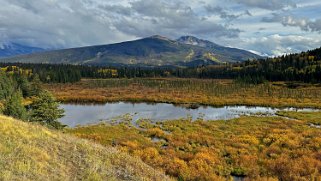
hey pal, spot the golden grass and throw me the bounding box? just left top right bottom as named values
left=44, top=78, right=321, bottom=108
left=277, top=111, right=321, bottom=125
left=0, top=114, right=171, bottom=181
left=68, top=114, right=321, bottom=181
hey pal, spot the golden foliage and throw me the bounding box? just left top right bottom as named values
left=45, top=78, right=321, bottom=108
left=68, top=113, right=321, bottom=180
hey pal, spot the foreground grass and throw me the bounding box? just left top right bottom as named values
left=44, top=78, right=321, bottom=108
left=0, top=115, right=171, bottom=181
left=67, top=114, right=321, bottom=181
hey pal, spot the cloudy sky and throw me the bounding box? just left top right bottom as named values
left=0, top=0, right=320, bottom=56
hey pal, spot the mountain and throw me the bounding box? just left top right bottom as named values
left=177, top=36, right=262, bottom=61
left=0, top=35, right=262, bottom=67
left=177, top=36, right=223, bottom=48
left=0, top=43, right=44, bottom=58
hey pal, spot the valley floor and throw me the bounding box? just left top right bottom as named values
left=44, top=78, right=321, bottom=108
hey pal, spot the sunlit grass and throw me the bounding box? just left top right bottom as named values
left=0, top=115, right=171, bottom=181
left=67, top=114, right=321, bottom=181
left=44, top=78, right=321, bottom=108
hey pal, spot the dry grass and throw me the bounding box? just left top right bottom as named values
left=44, top=78, right=321, bottom=108
left=0, top=114, right=171, bottom=181
left=68, top=114, right=321, bottom=181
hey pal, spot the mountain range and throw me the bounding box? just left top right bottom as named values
left=0, top=36, right=262, bottom=67
left=0, top=43, right=45, bottom=58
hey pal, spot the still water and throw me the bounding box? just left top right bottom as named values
left=59, top=102, right=318, bottom=127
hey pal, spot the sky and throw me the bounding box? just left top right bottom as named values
left=0, top=0, right=320, bottom=56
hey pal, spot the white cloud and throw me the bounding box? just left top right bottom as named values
left=241, top=34, right=321, bottom=56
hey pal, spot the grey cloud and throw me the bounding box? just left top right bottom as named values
left=0, top=0, right=241, bottom=48
left=0, top=0, right=133, bottom=48
left=130, top=1, right=194, bottom=18
left=244, top=10, right=252, bottom=16
left=262, top=14, right=321, bottom=32
left=232, top=0, right=296, bottom=10
left=112, top=0, right=241, bottom=38
left=98, top=4, right=133, bottom=16
left=308, top=19, right=321, bottom=32
left=205, top=5, right=252, bottom=21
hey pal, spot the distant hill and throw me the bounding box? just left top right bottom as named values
left=0, top=35, right=262, bottom=67
left=0, top=114, right=170, bottom=180
left=0, top=43, right=44, bottom=58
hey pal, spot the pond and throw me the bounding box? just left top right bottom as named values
left=59, top=102, right=318, bottom=127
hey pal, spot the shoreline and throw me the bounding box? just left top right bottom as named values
left=57, top=98, right=321, bottom=109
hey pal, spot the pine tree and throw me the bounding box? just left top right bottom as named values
left=29, top=74, right=42, bottom=96
left=0, top=71, right=14, bottom=100
left=3, top=91, right=28, bottom=120
left=15, top=74, right=32, bottom=97
left=29, top=90, right=65, bottom=129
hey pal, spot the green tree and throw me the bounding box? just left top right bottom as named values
left=29, top=74, right=42, bottom=96
left=3, top=91, right=28, bottom=120
left=29, top=90, right=65, bottom=129
left=15, top=74, right=32, bottom=97
left=0, top=71, right=14, bottom=100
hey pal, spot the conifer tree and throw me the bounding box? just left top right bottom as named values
left=3, top=91, right=28, bottom=120
left=29, top=90, right=65, bottom=129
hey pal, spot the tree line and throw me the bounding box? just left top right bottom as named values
left=0, top=71, right=64, bottom=129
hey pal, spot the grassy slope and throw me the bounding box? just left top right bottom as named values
left=0, top=115, right=171, bottom=181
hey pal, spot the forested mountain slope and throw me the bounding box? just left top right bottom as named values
left=0, top=36, right=261, bottom=67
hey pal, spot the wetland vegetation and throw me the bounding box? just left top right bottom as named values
left=46, top=78, right=321, bottom=108
left=67, top=112, right=321, bottom=180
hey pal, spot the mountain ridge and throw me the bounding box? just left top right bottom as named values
left=0, top=35, right=262, bottom=67
left=0, top=43, right=45, bottom=58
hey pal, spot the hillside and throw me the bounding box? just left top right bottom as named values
left=0, top=115, right=170, bottom=181
left=0, top=36, right=261, bottom=67
left=177, top=36, right=262, bottom=62
left=0, top=43, right=44, bottom=58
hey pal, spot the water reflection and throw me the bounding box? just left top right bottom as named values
left=59, top=102, right=318, bottom=127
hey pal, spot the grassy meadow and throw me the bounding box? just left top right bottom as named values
left=67, top=111, right=321, bottom=181
left=45, top=78, right=321, bottom=108
left=0, top=115, right=171, bottom=181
